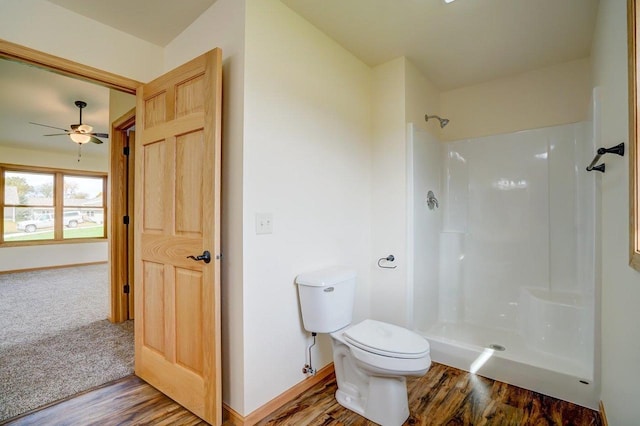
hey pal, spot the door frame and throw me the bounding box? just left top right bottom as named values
left=0, top=39, right=142, bottom=322
left=0, top=40, right=140, bottom=94
left=110, top=108, right=136, bottom=322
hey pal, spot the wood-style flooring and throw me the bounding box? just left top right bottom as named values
left=3, top=363, right=601, bottom=426
left=260, top=363, right=601, bottom=426
left=1, top=376, right=207, bottom=426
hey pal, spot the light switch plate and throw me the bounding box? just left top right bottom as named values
left=256, top=213, right=273, bottom=234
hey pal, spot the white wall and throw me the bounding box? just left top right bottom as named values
left=0, top=242, right=107, bottom=271
left=0, top=145, right=106, bottom=171
left=591, top=0, right=640, bottom=424
left=242, top=0, right=372, bottom=414
left=164, top=0, right=247, bottom=413
left=0, top=0, right=163, bottom=82
left=441, top=58, right=592, bottom=141
left=370, top=58, right=408, bottom=326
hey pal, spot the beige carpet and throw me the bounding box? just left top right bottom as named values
left=0, top=264, right=134, bottom=422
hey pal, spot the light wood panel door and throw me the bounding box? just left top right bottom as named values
left=134, top=48, right=222, bottom=425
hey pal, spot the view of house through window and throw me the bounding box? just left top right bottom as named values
left=2, top=167, right=106, bottom=243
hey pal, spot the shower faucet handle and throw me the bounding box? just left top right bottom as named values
left=427, top=190, right=439, bottom=210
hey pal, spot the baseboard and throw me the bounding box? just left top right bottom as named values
left=599, top=400, right=608, bottom=426
left=223, top=363, right=335, bottom=426
left=0, top=261, right=107, bottom=275
left=222, top=404, right=244, bottom=425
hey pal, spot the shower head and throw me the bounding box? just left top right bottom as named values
left=425, top=114, right=450, bottom=128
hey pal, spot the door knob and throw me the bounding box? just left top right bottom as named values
left=186, top=250, right=211, bottom=264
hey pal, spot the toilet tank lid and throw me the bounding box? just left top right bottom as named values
left=295, top=266, right=356, bottom=287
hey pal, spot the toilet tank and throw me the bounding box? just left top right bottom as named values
left=295, top=267, right=356, bottom=333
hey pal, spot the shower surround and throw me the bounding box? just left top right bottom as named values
left=407, top=120, right=598, bottom=409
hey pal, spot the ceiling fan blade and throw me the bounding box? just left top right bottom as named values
left=29, top=122, right=69, bottom=132
left=89, top=136, right=104, bottom=145
left=43, top=133, right=69, bottom=136
left=92, top=133, right=109, bottom=138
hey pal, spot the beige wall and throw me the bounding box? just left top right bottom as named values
left=109, top=90, right=136, bottom=125
left=370, top=57, right=408, bottom=326
left=591, top=0, right=640, bottom=424
left=0, top=0, right=163, bottom=82
left=405, top=58, right=442, bottom=138
left=441, top=58, right=592, bottom=141
left=242, top=0, right=372, bottom=414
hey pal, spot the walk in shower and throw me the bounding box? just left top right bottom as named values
left=407, top=101, right=599, bottom=408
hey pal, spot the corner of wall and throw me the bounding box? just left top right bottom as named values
left=403, top=57, right=442, bottom=139
left=590, top=0, right=640, bottom=424
left=440, top=58, right=592, bottom=141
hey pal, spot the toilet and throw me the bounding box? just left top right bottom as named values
left=296, top=266, right=431, bottom=426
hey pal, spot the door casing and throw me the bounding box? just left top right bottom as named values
left=110, top=108, right=136, bottom=322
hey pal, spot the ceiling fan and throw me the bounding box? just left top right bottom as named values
left=30, top=100, right=108, bottom=145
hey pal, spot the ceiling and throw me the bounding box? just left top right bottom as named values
left=0, top=58, right=113, bottom=156
left=44, top=0, right=599, bottom=90
left=46, top=0, right=218, bottom=47
left=1, top=0, right=600, bottom=156
left=282, top=0, right=600, bottom=90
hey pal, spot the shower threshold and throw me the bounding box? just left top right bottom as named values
left=419, top=322, right=597, bottom=409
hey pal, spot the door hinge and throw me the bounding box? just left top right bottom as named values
left=123, top=146, right=130, bottom=156
left=124, top=284, right=130, bottom=294
left=123, top=215, right=130, bottom=225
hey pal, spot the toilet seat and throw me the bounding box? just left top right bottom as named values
left=343, top=319, right=429, bottom=359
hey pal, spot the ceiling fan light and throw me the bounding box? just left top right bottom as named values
left=70, top=133, right=91, bottom=144
left=78, top=124, right=93, bottom=133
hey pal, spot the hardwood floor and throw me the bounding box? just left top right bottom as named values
left=260, top=363, right=601, bottom=426
left=2, top=363, right=601, bottom=426
left=1, top=376, right=207, bottom=426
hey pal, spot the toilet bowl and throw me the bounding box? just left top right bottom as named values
left=331, top=319, right=431, bottom=426
left=295, top=267, right=431, bottom=426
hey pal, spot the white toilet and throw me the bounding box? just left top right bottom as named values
left=296, top=266, right=431, bottom=426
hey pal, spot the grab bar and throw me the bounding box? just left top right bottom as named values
left=586, top=142, right=625, bottom=173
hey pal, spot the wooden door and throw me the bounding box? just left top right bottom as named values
left=134, top=48, right=222, bottom=425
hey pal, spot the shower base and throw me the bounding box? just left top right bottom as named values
left=419, top=322, right=598, bottom=409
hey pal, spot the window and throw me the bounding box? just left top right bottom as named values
left=1, top=165, right=107, bottom=245
left=630, top=0, right=640, bottom=270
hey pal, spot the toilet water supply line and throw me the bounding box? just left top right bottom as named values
left=303, top=332, right=317, bottom=376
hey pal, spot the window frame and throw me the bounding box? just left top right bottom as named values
left=1, top=163, right=107, bottom=246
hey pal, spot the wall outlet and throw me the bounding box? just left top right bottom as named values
left=256, top=213, right=273, bottom=234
